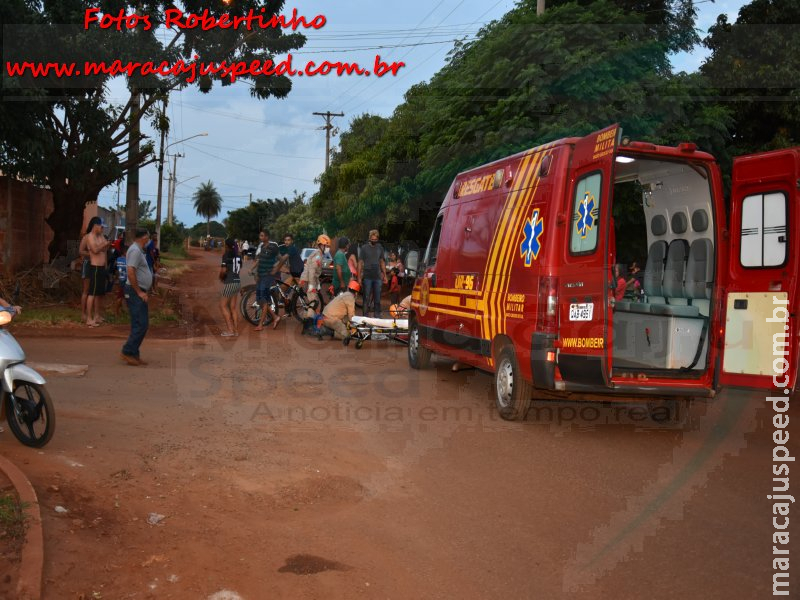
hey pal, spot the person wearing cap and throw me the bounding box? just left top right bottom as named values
left=121, top=229, right=153, bottom=366
left=85, top=216, right=110, bottom=327
left=145, top=233, right=161, bottom=290
left=219, top=238, right=242, bottom=337
left=320, top=279, right=360, bottom=345
left=358, top=229, right=386, bottom=318
left=299, top=234, right=330, bottom=319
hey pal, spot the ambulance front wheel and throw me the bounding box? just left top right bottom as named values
left=495, top=346, right=532, bottom=421
left=408, top=320, right=431, bottom=369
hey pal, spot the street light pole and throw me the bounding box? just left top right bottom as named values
left=167, top=152, right=182, bottom=226
left=155, top=132, right=207, bottom=242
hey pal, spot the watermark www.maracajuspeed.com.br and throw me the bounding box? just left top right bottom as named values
left=767, top=296, right=793, bottom=596
left=4, top=54, right=405, bottom=84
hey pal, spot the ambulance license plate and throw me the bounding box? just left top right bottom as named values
left=569, top=303, right=593, bottom=321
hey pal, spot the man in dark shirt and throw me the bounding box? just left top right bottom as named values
left=280, top=234, right=305, bottom=283
left=358, top=229, right=387, bottom=318
left=250, top=229, right=286, bottom=331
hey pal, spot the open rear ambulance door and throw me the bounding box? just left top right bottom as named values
left=556, top=124, right=620, bottom=388
left=720, top=148, right=800, bottom=392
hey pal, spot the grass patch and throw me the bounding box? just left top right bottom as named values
left=161, top=251, right=194, bottom=278
left=161, top=246, right=189, bottom=260
left=0, top=493, right=27, bottom=541
left=15, top=305, right=82, bottom=326
left=14, top=303, right=179, bottom=327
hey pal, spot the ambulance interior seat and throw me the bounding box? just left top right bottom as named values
left=612, top=209, right=713, bottom=370
left=616, top=214, right=668, bottom=313
left=648, top=213, right=700, bottom=317
left=685, top=209, right=713, bottom=317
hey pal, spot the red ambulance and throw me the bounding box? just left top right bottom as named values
left=407, top=124, right=798, bottom=420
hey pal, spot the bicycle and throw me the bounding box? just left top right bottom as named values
left=240, top=278, right=327, bottom=326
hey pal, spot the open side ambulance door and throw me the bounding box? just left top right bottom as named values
left=720, top=148, right=800, bottom=392
left=556, top=124, right=620, bottom=388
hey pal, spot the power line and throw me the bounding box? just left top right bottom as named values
left=183, top=142, right=316, bottom=183
left=290, top=37, right=480, bottom=54
left=185, top=140, right=321, bottom=160
left=180, top=102, right=318, bottom=129
left=330, top=0, right=449, bottom=110
left=342, top=0, right=507, bottom=114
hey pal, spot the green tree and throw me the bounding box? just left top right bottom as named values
left=192, top=181, right=223, bottom=237
left=159, top=222, right=185, bottom=253
left=189, top=220, right=226, bottom=239
left=137, top=198, right=155, bottom=221
left=701, top=0, right=800, bottom=157
left=0, top=0, right=306, bottom=258
left=312, top=0, right=717, bottom=243
left=272, top=201, right=324, bottom=247
left=225, top=197, right=296, bottom=241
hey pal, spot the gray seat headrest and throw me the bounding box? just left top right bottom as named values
left=692, top=209, right=709, bottom=232
left=671, top=212, right=688, bottom=235
left=651, top=215, right=667, bottom=236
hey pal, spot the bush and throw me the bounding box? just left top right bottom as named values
left=160, top=223, right=184, bottom=252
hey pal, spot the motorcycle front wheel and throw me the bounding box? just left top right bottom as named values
left=5, top=381, right=55, bottom=447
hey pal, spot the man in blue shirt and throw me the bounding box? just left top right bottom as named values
left=250, top=229, right=287, bottom=331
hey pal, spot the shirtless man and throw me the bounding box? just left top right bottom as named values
left=78, top=225, right=91, bottom=322
left=85, top=217, right=109, bottom=327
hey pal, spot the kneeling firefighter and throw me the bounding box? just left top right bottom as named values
left=307, top=279, right=360, bottom=345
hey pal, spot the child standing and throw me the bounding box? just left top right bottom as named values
left=389, top=267, right=401, bottom=305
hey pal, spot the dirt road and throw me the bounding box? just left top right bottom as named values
left=1, top=249, right=796, bottom=599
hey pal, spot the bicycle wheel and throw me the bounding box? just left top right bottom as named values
left=289, top=291, right=307, bottom=323
left=5, top=381, right=56, bottom=448
left=239, top=284, right=255, bottom=320
left=241, top=288, right=264, bottom=325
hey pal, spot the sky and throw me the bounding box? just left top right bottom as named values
left=96, top=0, right=749, bottom=229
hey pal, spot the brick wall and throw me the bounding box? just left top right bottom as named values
left=0, top=176, right=54, bottom=275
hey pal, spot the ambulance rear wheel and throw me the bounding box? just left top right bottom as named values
left=408, top=320, right=431, bottom=369
left=495, top=346, right=532, bottom=421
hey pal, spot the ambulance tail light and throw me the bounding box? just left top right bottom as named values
left=537, top=276, right=559, bottom=334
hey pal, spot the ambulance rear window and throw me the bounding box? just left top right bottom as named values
left=570, top=172, right=602, bottom=254
left=740, top=191, right=787, bottom=268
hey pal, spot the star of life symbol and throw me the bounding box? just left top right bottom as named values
left=520, top=209, right=544, bottom=267
left=576, top=192, right=596, bottom=239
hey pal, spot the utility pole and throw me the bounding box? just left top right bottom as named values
left=124, top=91, right=141, bottom=244
left=154, top=96, right=168, bottom=250
left=537, top=0, right=545, bottom=15
left=313, top=111, right=344, bottom=171
left=167, top=152, right=183, bottom=226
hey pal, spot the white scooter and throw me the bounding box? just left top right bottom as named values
left=0, top=305, right=55, bottom=447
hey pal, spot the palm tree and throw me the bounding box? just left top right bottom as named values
left=192, top=181, right=222, bottom=237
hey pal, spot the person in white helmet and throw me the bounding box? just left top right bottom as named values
left=299, top=234, right=330, bottom=319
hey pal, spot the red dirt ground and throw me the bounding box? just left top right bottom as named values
left=0, top=248, right=797, bottom=599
